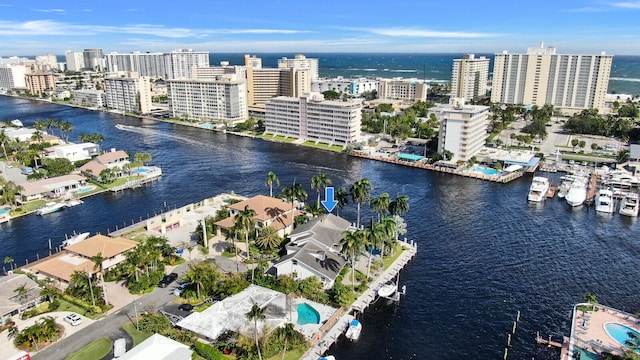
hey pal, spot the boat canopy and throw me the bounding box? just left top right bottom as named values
left=504, top=164, right=523, bottom=173
left=351, top=319, right=360, bottom=326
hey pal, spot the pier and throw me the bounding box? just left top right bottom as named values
left=300, top=238, right=418, bottom=360
left=535, top=331, right=564, bottom=348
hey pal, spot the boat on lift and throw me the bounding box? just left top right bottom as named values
left=345, top=319, right=362, bottom=341
left=61, top=231, right=91, bottom=248
left=377, top=282, right=398, bottom=298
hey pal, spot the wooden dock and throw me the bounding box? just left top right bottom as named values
left=585, top=173, right=598, bottom=205
left=535, top=331, right=563, bottom=348
left=546, top=185, right=557, bottom=198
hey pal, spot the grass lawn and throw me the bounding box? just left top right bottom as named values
left=65, top=336, right=112, bottom=360
left=56, top=298, right=101, bottom=319
left=259, top=134, right=296, bottom=143
left=301, top=141, right=344, bottom=152
left=381, top=244, right=405, bottom=269
left=123, top=321, right=153, bottom=346
left=266, top=348, right=307, bottom=360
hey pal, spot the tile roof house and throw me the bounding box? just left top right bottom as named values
left=214, top=195, right=299, bottom=237
left=79, top=149, right=130, bottom=179
left=28, top=234, right=138, bottom=287
left=272, top=214, right=352, bottom=289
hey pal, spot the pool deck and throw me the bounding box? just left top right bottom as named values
left=300, top=238, right=418, bottom=360
left=561, top=303, right=640, bottom=359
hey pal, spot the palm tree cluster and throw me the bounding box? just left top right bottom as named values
left=0, top=177, right=23, bottom=206
left=10, top=316, right=61, bottom=351
left=110, top=236, right=177, bottom=294
left=182, top=261, right=221, bottom=300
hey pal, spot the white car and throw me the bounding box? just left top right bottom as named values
left=64, top=313, right=83, bottom=326
left=173, top=281, right=191, bottom=296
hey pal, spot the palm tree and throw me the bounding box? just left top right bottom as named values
left=134, top=152, right=152, bottom=166
left=60, top=121, right=73, bottom=143
left=340, top=230, right=366, bottom=291
left=184, top=262, right=207, bottom=300
left=350, top=178, right=373, bottom=228
left=0, top=129, right=9, bottom=160
left=389, top=195, right=410, bottom=216
left=584, top=293, right=598, bottom=311
left=40, top=285, right=58, bottom=303
left=370, top=192, right=391, bottom=222
left=362, top=225, right=383, bottom=278
left=335, top=187, right=349, bottom=217
left=13, top=283, right=29, bottom=302
left=246, top=303, right=265, bottom=360
left=281, top=181, right=307, bottom=233
left=235, top=205, right=257, bottom=281
left=91, top=252, right=108, bottom=305
left=265, top=171, right=279, bottom=197
left=255, top=226, right=281, bottom=254
left=311, top=172, right=332, bottom=206
left=379, top=216, right=397, bottom=258
left=280, top=322, right=297, bottom=360
left=4, top=256, right=14, bottom=271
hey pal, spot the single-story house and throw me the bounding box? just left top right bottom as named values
left=18, top=174, right=87, bottom=202
left=272, top=214, right=351, bottom=289
left=78, top=149, right=130, bottom=179
left=46, top=142, right=101, bottom=162
left=0, top=273, right=43, bottom=321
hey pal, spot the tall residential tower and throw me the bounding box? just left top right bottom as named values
left=451, top=54, right=489, bottom=102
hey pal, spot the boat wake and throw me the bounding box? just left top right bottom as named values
left=114, top=124, right=212, bottom=147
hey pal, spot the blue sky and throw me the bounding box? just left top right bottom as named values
left=1, top=0, right=639, bottom=56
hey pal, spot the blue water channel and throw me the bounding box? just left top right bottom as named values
left=2, top=95, right=640, bottom=359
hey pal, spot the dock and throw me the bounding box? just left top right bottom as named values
left=585, top=173, right=598, bottom=205
left=535, top=331, right=564, bottom=348
left=300, top=238, right=418, bottom=360
left=546, top=185, right=557, bottom=198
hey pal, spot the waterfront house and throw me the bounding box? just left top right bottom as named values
left=45, top=142, right=101, bottom=162
left=117, top=334, right=192, bottom=360
left=0, top=273, right=43, bottom=321
left=272, top=214, right=351, bottom=289
left=18, top=174, right=87, bottom=202
left=79, top=149, right=130, bottom=180
left=214, top=195, right=298, bottom=237
left=28, top=234, right=137, bottom=288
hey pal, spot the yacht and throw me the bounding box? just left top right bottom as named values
left=565, top=177, right=587, bottom=207
left=61, top=231, right=91, bottom=248
left=36, top=202, right=66, bottom=216
left=527, top=176, right=550, bottom=202
left=619, top=193, right=639, bottom=217
left=65, top=199, right=84, bottom=208
left=377, top=282, right=398, bottom=298
left=557, top=180, right=571, bottom=199
left=595, top=189, right=615, bottom=214
left=10, top=119, right=23, bottom=127
left=345, top=319, right=362, bottom=341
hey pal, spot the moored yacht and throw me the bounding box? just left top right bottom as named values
left=595, top=189, right=614, bottom=214
left=61, top=231, right=91, bottom=248
left=619, top=193, right=639, bottom=217
left=527, top=176, right=550, bottom=202
left=37, top=202, right=65, bottom=215
left=565, top=177, right=587, bottom=207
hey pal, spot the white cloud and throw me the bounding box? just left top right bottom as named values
left=339, top=27, right=496, bottom=38
left=609, top=1, right=640, bottom=9
left=34, top=9, right=66, bottom=13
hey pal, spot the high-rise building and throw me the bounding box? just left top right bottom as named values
left=278, top=54, right=319, bottom=80
left=265, top=92, right=362, bottom=146
left=164, top=49, right=209, bottom=80
left=245, top=54, right=310, bottom=113
left=25, top=73, right=56, bottom=96
left=491, top=44, right=613, bottom=111
left=451, top=54, right=490, bottom=102
left=377, top=78, right=427, bottom=101
left=83, top=49, right=104, bottom=71
left=35, top=54, right=58, bottom=72
left=312, top=77, right=378, bottom=97
left=192, top=62, right=246, bottom=81
left=65, top=51, right=85, bottom=72
left=167, top=75, right=248, bottom=123
left=105, top=52, right=167, bottom=78
left=0, top=64, right=27, bottom=89
left=104, top=73, right=152, bottom=114
left=436, top=98, right=489, bottom=162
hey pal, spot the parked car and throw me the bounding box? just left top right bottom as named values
left=173, top=281, right=191, bottom=296
left=64, top=313, right=83, bottom=326
left=158, top=272, right=178, bottom=288
left=178, top=303, right=194, bottom=312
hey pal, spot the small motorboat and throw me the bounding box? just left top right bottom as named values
left=619, top=193, right=639, bottom=217
left=11, top=119, right=23, bottom=127
left=595, top=189, right=614, bottom=214
left=37, top=202, right=66, bottom=216
left=65, top=199, right=84, bottom=208
left=318, top=356, right=336, bottom=360
left=377, top=282, right=397, bottom=298
left=345, top=319, right=362, bottom=341
left=527, top=176, right=550, bottom=202
left=61, top=231, right=91, bottom=248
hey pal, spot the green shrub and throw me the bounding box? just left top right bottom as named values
left=193, top=342, right=225, bottom=360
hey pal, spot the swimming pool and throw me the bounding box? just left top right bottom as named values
left=74, top=187, right=92, bottom=194
left=604, top=322, right=640, bottom=348
left=200, top=123, right=214, bottom=129
left=472, top=166, right=501, bottom=176
left=136, top=168, right=149, bottom=173
left=296, top=303, right=320, bottom=325
left=0, top=207, right=10, bottom=215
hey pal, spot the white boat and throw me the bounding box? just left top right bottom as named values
left=37, top=202, right=66, bottom=215
left=377, top=282, right=397, bottom=298
left=65, top=199, right=84, bottom=208
left=61, top=231, right=90, bottom=247
left=565, top=177, right=587, bottom=207
left=345, top=319, right=362, bottom=341
left=557, top=180, right=571, bottom=199
left=10, top=119, right=23, bottom=127
left=527, top=176, right=550, bottom=202
left=595, top=189, right=614, bottom=214
left=619, top=193, right=639, bottom=217
left=318, top=357, right=336, bottom=360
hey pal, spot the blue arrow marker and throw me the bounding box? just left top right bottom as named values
left=321, top=187, right=338, bottom=213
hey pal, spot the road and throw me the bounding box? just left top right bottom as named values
left=32, top=261, right=190, bottom=360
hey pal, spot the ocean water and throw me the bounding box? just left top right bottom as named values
left=2, top=96, right=640, bottom=359
left=210, top=53, right=640, bottom=96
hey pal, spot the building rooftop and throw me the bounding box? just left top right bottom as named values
left=19, top=174, right=86, bottom=197
left=117, top=334, right=192, bottom=360
left=65, top=234, right=137, bottom=259
left=0, top=273, right=40, bottom=316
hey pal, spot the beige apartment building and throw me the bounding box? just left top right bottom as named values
left=104, top=72, right=152, bottom=114
left=451, top=54, right=490, bottom=102
left=377, top=78, right=427, bottom=101
left=491, top=44, right=613, bottom=112
left=436, top=98, right=489, bottom=162
left=25, top=72, right=56, bottom=96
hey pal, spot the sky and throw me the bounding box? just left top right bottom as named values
left=1, top=0, right=640, bottom=56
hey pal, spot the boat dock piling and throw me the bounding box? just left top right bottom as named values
left=300, top=239, right=417, bottom=360
left=535, top=331, right=563, bottom=348
left=503, top=311, right=520, bottom=359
